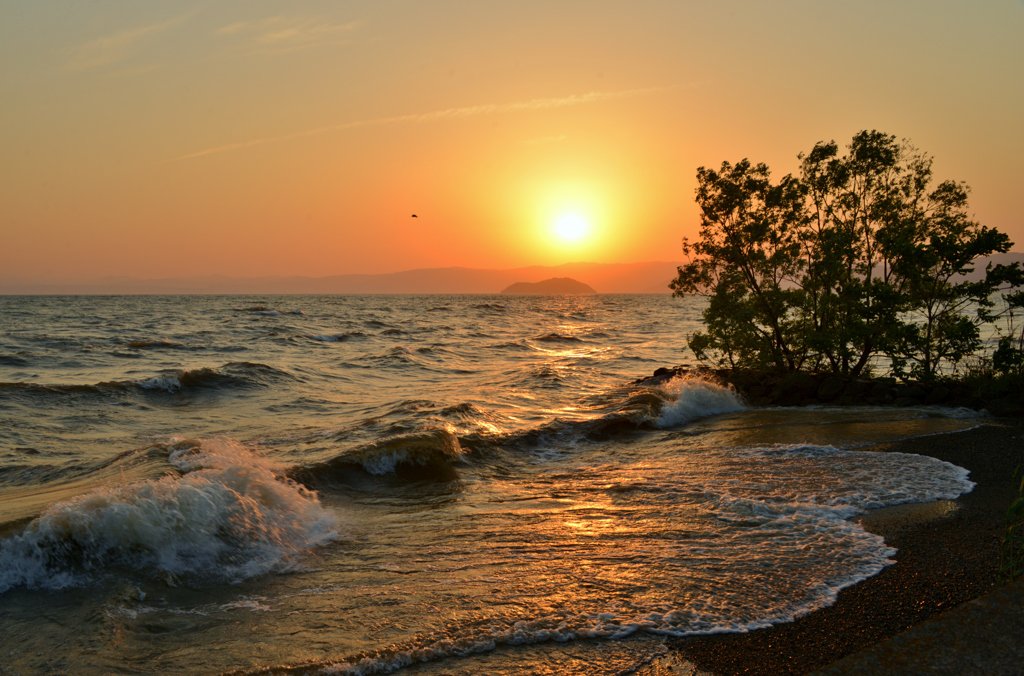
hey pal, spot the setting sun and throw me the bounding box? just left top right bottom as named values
left=555, top=214, right=588, bottom=241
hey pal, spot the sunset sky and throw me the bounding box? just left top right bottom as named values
left=2, top=0, right=1022, bottom=281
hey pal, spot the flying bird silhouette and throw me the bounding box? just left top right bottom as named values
left=411, top=214, right=418, bottom=218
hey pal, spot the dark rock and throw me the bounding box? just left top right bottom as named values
left=950, top=396, right=983, bottom=410
left=775, top=391, right=802, bottom=407
left=817, top=377, right=847, bottom=401
left=871, top=381, right=894, bottom=397
left=945, top=384, right=968, bottom=401
left=779, top=371, right=817, bottom=397
left=638, top=366, right=999, bottom=414
left=844, top=380, right=871, bottom=398
left=901, top=385, right=927, bottom=400
left=636, top=366, right=688, bottom=386
left=985, top=398, right=1024, bottom=417
left=724, top=370, right=769, bottom=393
left=747, top=384, right=768, bottom=399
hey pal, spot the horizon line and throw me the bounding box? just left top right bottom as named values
left=1, top=259, right=689, bottom=285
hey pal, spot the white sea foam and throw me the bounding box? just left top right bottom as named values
left=920, top=405, right=987, bottom=419
left=0, top=439, right=340, bottom=595
left=730, top=443, right=976, bottom=510
left=251, top=310, right=281, bottom=316
left=654, top=376, right=746, bottom=427
left=220, top=596, right=275, bottom=612
left=314, top=438, right=975, bottom=676
left=136, top=374, right=183, bottom=392
left=308, top=333, right=348, bottom=342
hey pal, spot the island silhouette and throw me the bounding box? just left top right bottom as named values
left=500, top=277, right=597, bottom=294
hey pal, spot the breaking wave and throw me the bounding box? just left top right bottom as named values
left=0, top=439, right=340, bottom=595
left=0, top=362, right=295, bottom=398
left=654, top=375, right=747, bottom=427
left=0, top=436, right=342, bottom=594
left=291, top=429, right=467, bottom=485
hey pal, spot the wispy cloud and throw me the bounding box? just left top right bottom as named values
left=173, top=86, right=673, bottom=161
left=217, top=16, right=361, bottom=53
left=68, top=15, right=190, bottom=71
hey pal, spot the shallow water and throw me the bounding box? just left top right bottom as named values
left=0, top=295, right=980, bottom=675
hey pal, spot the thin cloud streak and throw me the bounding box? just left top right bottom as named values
left=68, top=14, right=194, bottom=71
left=173, top=86, right=674, bottom=161
left=216, top=16, right=362, bottom=56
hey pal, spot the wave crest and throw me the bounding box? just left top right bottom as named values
left=135, top=362, right=294, bottom=392
left=0, top=439, right=339, bottom=594
left=124, top=339, right=183, bottom=349
left=293, top=430, right=467, bottom=485
left=1, top=363, right=294, bottom=399
left=307, top=333, right=353, bottom=343
left=534, top=333, right=583, bottom=343
left=655, top=375, right=746, bottom=427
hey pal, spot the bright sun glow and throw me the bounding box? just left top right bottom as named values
left=555, top=214, right=587, bottom=241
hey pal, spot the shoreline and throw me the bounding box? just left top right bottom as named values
left=642, top=419, right=1024, bottom=676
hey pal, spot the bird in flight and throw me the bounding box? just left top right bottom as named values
left=411, top=214, right=418, bottom=218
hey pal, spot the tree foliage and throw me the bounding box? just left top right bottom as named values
left=672, top=131, right=1024, bottom=378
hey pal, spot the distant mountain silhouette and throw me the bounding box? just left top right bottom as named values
left=500, top=277, right=597, bottom=295
left=957, top=252, right=1024, bottom=282
left=3, top=254, right=1019, bottom=294
left=0, top=261, right=685, bottom=294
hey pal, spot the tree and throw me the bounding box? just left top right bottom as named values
left=796, top=131, right=927, bottom=376
left=673, top=131, right=1022, bottom=378
left=669, top=159, right=805, bottom=369
left=889, top=180, right=1023, bottom=379
left=992, top=290, right=1024, bottom=377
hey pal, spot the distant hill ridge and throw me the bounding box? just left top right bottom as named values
left=0, top=261, right=686, bottom=295
left=500, top=277, right=597, bottom=295
left=2, top=253, right=1020, bottom=295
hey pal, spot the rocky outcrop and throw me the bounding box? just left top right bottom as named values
left=500, top=278, right=597, bottom=295
left=635, top=366, right=1023, bottom=417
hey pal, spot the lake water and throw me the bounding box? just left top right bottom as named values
left=0, top=294, right=980, bottom=675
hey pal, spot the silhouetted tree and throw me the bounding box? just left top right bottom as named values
left=670, top=159, right=805, bottom=369
left=672, top=130, right=1023, bottom=378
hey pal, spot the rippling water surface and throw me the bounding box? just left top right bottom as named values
left=0, top=295, right=980, bottom=675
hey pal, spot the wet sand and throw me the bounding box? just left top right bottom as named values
left=649, top=419, right=1024, bottom=676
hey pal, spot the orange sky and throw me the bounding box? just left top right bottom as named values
left=2, top=1, right=1022, bottom=280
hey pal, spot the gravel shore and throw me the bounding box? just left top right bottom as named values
left=645, top=419, right=1024, bottom=676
